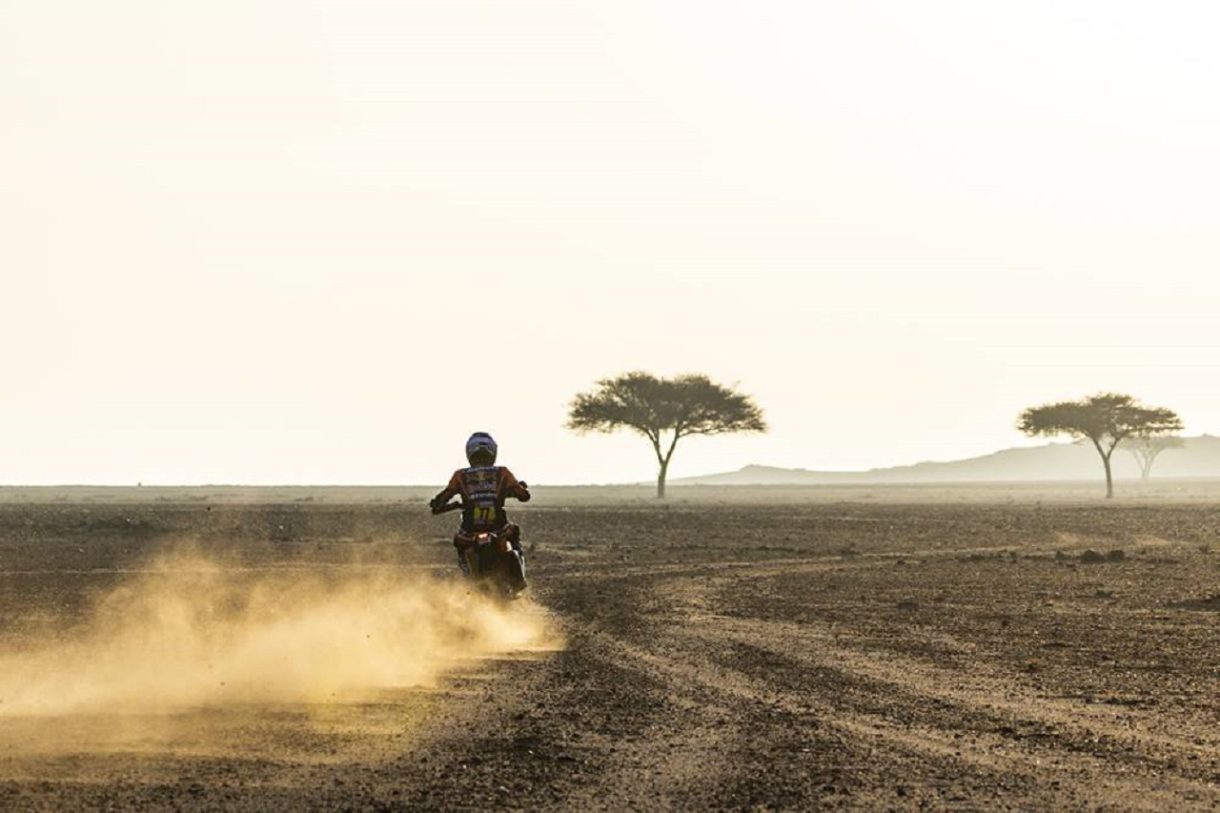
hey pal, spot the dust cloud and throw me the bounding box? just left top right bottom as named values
left=0, top=551, right=562, bottom=718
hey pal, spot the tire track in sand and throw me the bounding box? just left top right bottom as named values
left=566, top=560, right=1220, bottom=811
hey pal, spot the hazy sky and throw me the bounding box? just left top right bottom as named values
left=4, top=1, right=1219, bottom=485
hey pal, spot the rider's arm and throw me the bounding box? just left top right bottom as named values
left=429, top=471, right=463, bottom=513
left=499, top=468, right=531, bottom=502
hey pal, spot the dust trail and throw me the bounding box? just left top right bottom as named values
left=0, top=551, right=562, bottom=717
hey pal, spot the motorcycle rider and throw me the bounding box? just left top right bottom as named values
left=429, top=432, right=530, bottom=590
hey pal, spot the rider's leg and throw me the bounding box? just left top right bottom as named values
left=503, top=524, right=526, bottom=589
left=505, top=523, right=523, bottom=551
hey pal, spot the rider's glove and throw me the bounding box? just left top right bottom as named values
left=428, top=496, right=444, bottom=513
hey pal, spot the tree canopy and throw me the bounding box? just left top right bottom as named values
left=567, top=372, right=767, bottom=498
left=1017, top=392, right=1182, bottom=497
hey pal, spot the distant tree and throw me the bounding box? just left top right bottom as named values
left=1017, top=393, right=1183, bottom=498
left=567, top=372, right=767, bottom=498
left=1125, top=434, right=1185, bottom=481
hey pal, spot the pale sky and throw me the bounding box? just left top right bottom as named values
left=3, top=1, right=1219, bottom=485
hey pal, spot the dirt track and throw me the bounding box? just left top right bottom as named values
left=1, top=493, right=1218, bottom=810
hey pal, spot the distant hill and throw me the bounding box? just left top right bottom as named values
left=675, top=435, right=1220, bottom=485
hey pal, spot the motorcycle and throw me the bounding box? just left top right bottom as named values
left=435, top=501, right=527, bottom=600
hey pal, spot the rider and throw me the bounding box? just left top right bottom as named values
left=429, top=432, right=531, bottom=588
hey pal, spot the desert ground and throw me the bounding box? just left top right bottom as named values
left=0, top=484, right=1218, bottom=810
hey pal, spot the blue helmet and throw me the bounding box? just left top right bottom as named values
left=465, top=432, right=497, bottom=466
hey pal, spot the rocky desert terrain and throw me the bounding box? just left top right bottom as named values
left=1, top=486, right=1217, bottom=809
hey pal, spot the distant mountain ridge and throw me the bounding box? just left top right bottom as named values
left=675, top=435, right=1220, bottom=485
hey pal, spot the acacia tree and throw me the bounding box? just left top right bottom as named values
left=567, top=372, right=767, bottom=498
left=1017, top=393, right=1182, bottom=498
left=1125, top=434, right=1185, bottom=481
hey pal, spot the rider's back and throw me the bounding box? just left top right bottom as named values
left=441, top=464, right=529, bottom=532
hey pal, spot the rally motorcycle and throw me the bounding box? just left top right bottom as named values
left=436, top=501, right=527, bottom=600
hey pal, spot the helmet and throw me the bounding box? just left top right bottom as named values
left=465, top=432, right=497, bottom=466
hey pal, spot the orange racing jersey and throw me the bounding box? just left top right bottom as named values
left=433, top=465, right=530, bottom=532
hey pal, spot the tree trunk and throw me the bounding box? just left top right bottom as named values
left=1090, top=437, right=1116, bottom=499
left=655, top=431, right=681, bottom=500
left=1140, top=450, right=1160, bottom=481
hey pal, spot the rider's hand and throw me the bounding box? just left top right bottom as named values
left=428, top=496, right=444, bottom=513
